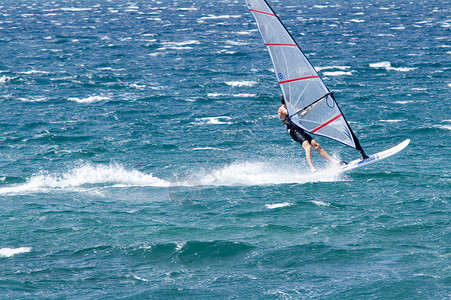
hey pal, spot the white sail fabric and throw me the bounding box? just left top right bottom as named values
left=245, top=0, right=357, bottom=148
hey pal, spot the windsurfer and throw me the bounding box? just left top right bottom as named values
left=278, top=96, right=341, bottom=172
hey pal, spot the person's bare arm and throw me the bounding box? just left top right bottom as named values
left=278, top=105, right=288, bottom=121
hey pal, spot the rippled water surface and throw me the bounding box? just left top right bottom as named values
left=0, top=0, right=449, bottom=298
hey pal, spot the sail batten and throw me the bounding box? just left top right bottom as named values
left=245, top=0, right=359, bottom=149
left=265, top=43, right=297, bottom=47
left=279, top=76, right=320, bottom=85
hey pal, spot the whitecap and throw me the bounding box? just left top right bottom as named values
left=60, top=7, right=92, bottom=12
left=225, top=40, right=249, bottom=46
left=0, top=247, right=32, bottom=258
left=0, top=75, right=12, bottom=83
left=132, top=275, right=149, bottom=282
left=162, top=40, right=200, bottom=47
left=322, top=71, right=353, bottom=76
left=21, top=70, right=49, bottom=75
left=316, top=66, right=351, bottom=72
left=191, top=147, right=225, bottom=151
left=265, top=202, right=294, bottom=209
left=68, top=96, right=110, bottom=104
left=312, top=200, right=331, bottom=207
left=178, top=8, right=198, bottom=11
left=391, top=26, right=406, bottom=30
left=433, top=125, right=451, bottom=131
left=207, top=93, right=256, bottom=98
left=394, top=100, right=415, bottom=104
left=370, top=61, right=416, bottom=72
left=225, top=81, right=257, bottom=87
left=198, top=15, right=241, bottom=21
left=380, top=119, right=403, bottom=123
left=350, top=19, right=365, bottom=23
left=194, top=116, right=233, bottom=125
left=18, top=97, right=47, bottom=102
left=234, top=93, right=256, bottom=98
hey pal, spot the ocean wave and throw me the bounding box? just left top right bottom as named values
left=316, top=66, right=351, bottom=71
left=194, top=116, right=233, bottom=125
left=265, top=202, right=294, bottom=209
left=370, top=61, right=416, bottom=72
left=207, top=92, right=256, bottom=98
left=225, top=81, right=258, bottom=87
left=175, top=241, right=254, bottom=264
left=0, top=75, right=13, bottom=83
left=0, top=247, right=32, bottom=258
left=433, top=124, right=451, bottom=131
left=68, top=95, right=110, bottom=104
left=0, top=163, right=169, bottom=195
left=68, top=241, right=254, bottom=264
left=311, top=200, right=331, bottom=207
left=322, top=71, right=354, bottom=77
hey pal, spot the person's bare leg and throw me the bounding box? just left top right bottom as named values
left=311, top=139, right=336, bottom=163
left=302, top=140, right=316, bottom=171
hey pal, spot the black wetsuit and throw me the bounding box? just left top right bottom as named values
left=283, top=117, right=313, bottom=144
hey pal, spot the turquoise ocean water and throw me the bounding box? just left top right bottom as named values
left=0, top=0, right=450, bottom=298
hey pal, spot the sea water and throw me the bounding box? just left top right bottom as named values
left=0, top=0, right=449, bottom=298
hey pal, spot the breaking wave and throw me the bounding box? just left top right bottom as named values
left=0, top=247, right=32, bottom=258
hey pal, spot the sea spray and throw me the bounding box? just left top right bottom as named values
left=0, top=163, right=169, bottom=194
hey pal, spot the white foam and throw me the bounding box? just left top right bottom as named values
left=207, top=92, right=256, bottom=98
left=18, top=97, right=48, bottom=102
left=178, top=161, right=344, bottom=187
left=312, top=200, right=331, bottom=207
left=225, top=40, right=248, bottom=46
left=0, top=163, right=169, bottom=195
left=68, top=95, right=110, bottom=104
left=178, top=8, right=198, bottom=11
left=0, top=247, right=32, bottom=258
left=370, top=61, right=416, bottom=72
left=0, top=75, right=12, bottom=83
left=132, top=275, right=149, bottom=282
left=323, top=71, right=353, bottom=77
left=316, top=66, right=351, bottom=72
left=225, top=81, right=257, bottom=87
left=265, top=202, right=294, bottom=209
left=162, top=40, right=200, bottom=48
left=394, top=100, right=415, bottom=104
left=192, top=147, right=225, bottom=151
left=194, top=116, right=232, bottom=125
left=380, top=119, right=403, bottom=123
left=433, top=125, right=451, bottom=131
left=198, top=15, right=241, bottom=21
left=60, top=7, right=92, bottom=12
left=20, top=70, right=49, bottom=75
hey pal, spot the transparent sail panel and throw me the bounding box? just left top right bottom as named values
left=245, top=0, right=356, bottom=148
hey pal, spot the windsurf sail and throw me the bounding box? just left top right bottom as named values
left=246, top=0, right=367, bottom=156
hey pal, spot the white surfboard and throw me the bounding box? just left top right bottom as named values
left=341, top=139, right=410, bottom=171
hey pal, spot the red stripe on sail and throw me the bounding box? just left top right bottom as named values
left=249, top=9, right=276, bottom=17
left=278, top=75, right=320, bottom=84
left=266, top=43, right=297, bottom=47
left=311, top=114, right=343, bottom=133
